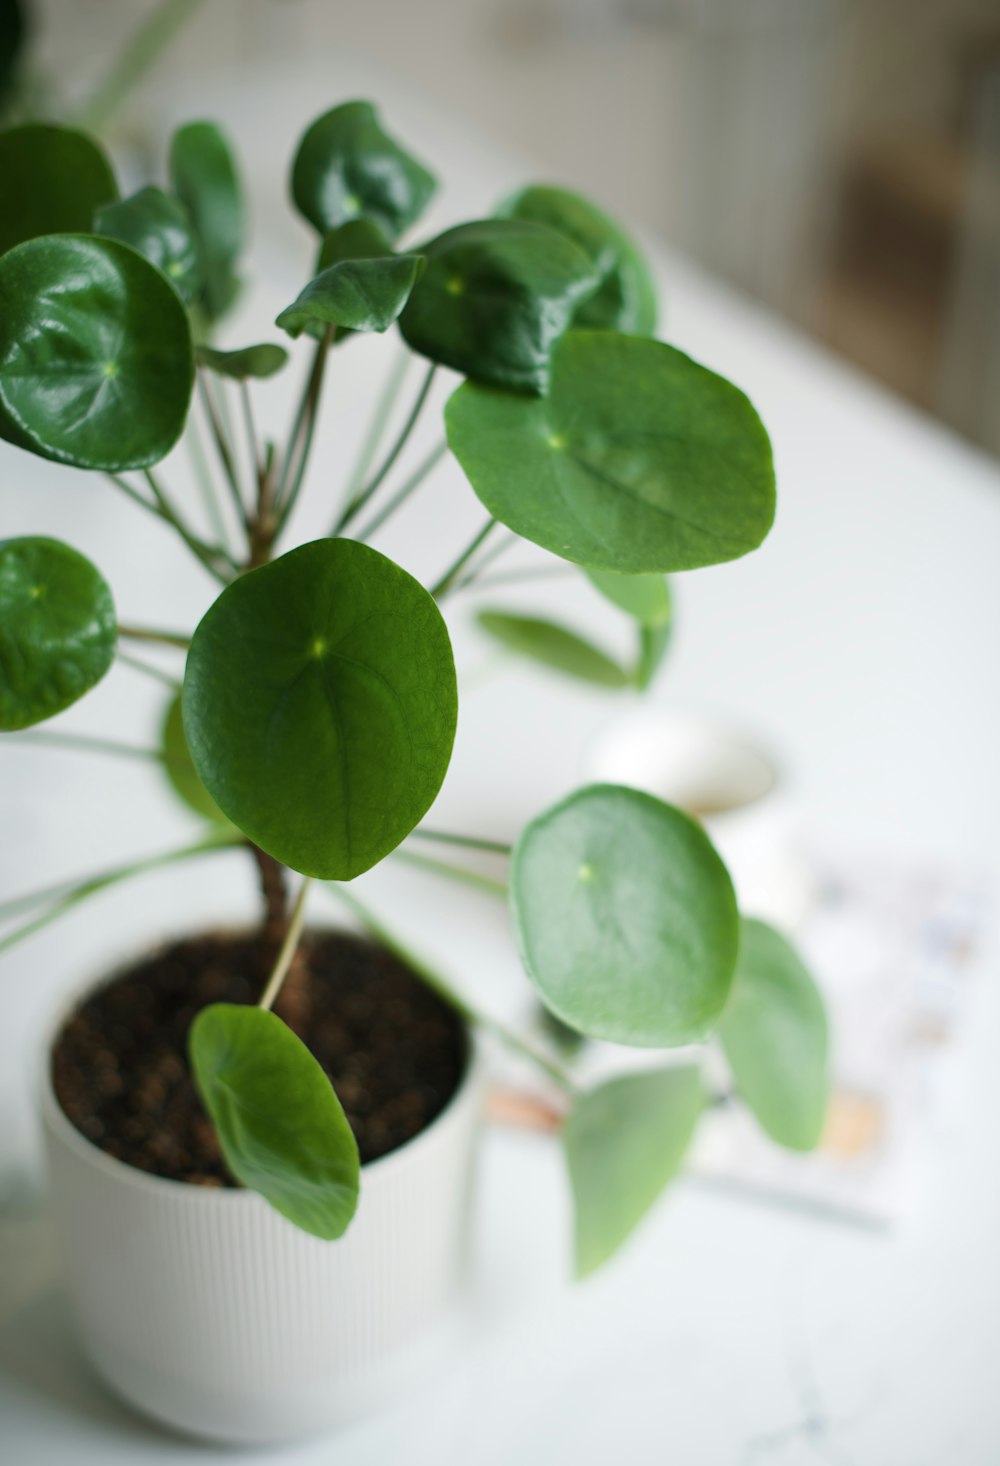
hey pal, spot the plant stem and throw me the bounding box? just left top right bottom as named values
left=185, top=410, right=230, bottom=553
left=455, top=564, right=577, bottom=595
left=451, top=530, right=518, bottom=590
left=258, top=877, right=312, bottom=1011
left=197, top=372, right=248, bottom=538
left=240, top=381, right=263, bottom=498
left=355, top=441, right=447, bottom=542
left=430, top=518, right=498, bottom=600
left=390, top=848, right=507, bottom=898
left=6, top=730, right=163, bottom=761
left=117, top=623, right=191, bottom=649
left=249, top=844, right=289, bottom=943
left=343, top=348, right=409, bottom=504
left=325, top=885, right=576, bottom=1095
left=76, top=0, right=206, bottom=133
left=409, top=827, right=512, bottom=856
left=273, top=327, right=334, bottom=542
left=104, top=472, right=230, bottom=585
left=333, top=363, right=436, bottom=534
left=143, top=468, right=237, bottom=581
left=0, top=832, right=241, bottom=957
left=116, top=648, right=183, bottom=690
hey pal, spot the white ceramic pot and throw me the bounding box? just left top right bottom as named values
left=40, top=972, right=484, bottom=1445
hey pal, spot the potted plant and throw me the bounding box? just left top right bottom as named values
left=0, top=100, right=829, bottom=1444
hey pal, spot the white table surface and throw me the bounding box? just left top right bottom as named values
left=2, top=57, right=999, bottom=1465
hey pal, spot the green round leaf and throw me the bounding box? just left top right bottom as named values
left=717, top=917, right=829, bottom=1151
left=497, top=184, right=657, bottom=335
left=197, top=342, right=288, bottom=380
left=189, top=1003, right=360, bottom=1240
left=161, top=692, right=229, bottom=824
left=446, top=330, right=775, bottom=572
left=0, top=536, right=115, bottom=729
left=477, top=610, right=629, bottom=688
left=0, top=123, right=117, bottom=258
left=0, top=235, right=194, bottom=471
left=276, top=252, right=423, bottom=340
left=94, top=186, right=201, bottom=304
left=400, top=220, right=600, bottom=394
left=291, top=100, right=437, bottom=242
left=169, top=121, right=244, bottom=321
left=566, top=1065, right=704, bottom=1277
left=586, top=568, right=671, bottom=627
left=511, top=784, right=738, bottom=1047
left=183, top=538, right=458, bottom=880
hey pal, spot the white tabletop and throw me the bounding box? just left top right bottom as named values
left=2, top=57, right=999, bottom=1464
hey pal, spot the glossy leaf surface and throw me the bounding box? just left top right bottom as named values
left=718, top=918, right=829, bottom=1150
left=497, top=183, right=657, bottom=334
left=446, top=330, right=775, bottom=572
left=197, top=342, right=288, bottom=380
left=0, top=536, right=115, bottom=729
left=0, top=123, right=116, bottom=257
left=291, top=100, right=436, bottom=241
left=183, top=539, right=457, bottom=880
left=169, top=121, right=244, bottom=321
left=161, top=692, right=229, bottom=824
left=277, top=250, right=422, bottom=339
left=510, top=784, right=738, bottom=1046
left=0, top=235, right=193, bottom=470
left=476, top=610, right=628, bottom=688
left=94, top=186, right=201, bottom=303
left=566, top=1065, right=704, bottom=1276
left=400, top=220, right=599, bottom=393
left=189, top=1003, right=360, bottom=1240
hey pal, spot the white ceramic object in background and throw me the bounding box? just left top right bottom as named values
left=40, top=979, right=483, bottom=1446
left=587, top=709, right=816, bottom=931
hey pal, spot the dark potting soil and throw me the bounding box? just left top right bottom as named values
left=51, top=930, right=468, bottom=1186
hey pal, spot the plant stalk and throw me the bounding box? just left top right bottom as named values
left=272, top=326, right=334, bottom=542
left=355, top=441, right=447, bottom=542
left=258, top=877, right=312, bottom=1012
left=430, top=518, right=498, bottom=599
left=410, top=826, right=512, bottom=856
left=333, top=363, right=436, bottom=534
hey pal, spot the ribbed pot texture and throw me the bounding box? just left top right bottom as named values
left=40, top=983, right=483, bottom=1445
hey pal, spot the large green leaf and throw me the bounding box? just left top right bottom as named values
left=183, top=538, right=457, bottom=880
left=400, top=220, right=600, bottom=393
left=197, top=342, right=288, bottom=380
left=476, top=610, right=629, bottom=688
left=0, top=536, right=115, bottom=729
left=169, top=121, right=244, bottom=321
left=566, top=1065, right=704, bottom=1277
left=0, top=123, right=117, bottom=258
left=446, top=330, right=775, bottom=572
left=160, top=691, right=229, bottom=824
left=586, top=568, right=671, bottom=628
left=497, top=184, right=657, bottom=335
left=189, top=1003, right=360, bottom=1240
left=510, top=784, right=738, bottom=1046
left=718, top=918, right=829, bottom=1151
left=291, top=100, right=436, bottom=241
left=0, top=235, right=193, bottom=470
left=276, top=250, right=423, bottom=339
left=94, top=186, right=201, bottom=304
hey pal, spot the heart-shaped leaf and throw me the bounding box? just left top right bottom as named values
left=0, top=123, right=117, bottom=257
left=197, top=342, right=288, bottom=380
left=183, top=538, right=457, bottom=880
left=565, top=1065, right=704, bottom=1277
left=400, top=220, right=600, bottom=393
left=189, top=1003, right=360, bottom=1240
left=291, top=100, right=436, bottom=242
left=0, top=536, right=115, bottom=729
left=446, top=330, right=775, bottom=572
left=276, top=252, right=423, bottom=339
left=510, top=784, right=738, bottom=1046
left=718, top=918, right=829, bottom=1151
left=586, top=568, right=671, bottom=628
left=94, top=186, right=201, bottom=304
left=477, top=610, right=629, bottom=688
left=161, top=691, right=229, bottom=824
left=497, top=184, right=657, bottom=335
left=169, top=121, right=244, bottom=322
left=0, top=235, right=193, bottom=470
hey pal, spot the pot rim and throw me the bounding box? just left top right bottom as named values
left=39, top=924, right=482, bottom=1205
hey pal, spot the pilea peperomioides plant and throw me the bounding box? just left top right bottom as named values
left=0, top=102, right=828, bottom=1274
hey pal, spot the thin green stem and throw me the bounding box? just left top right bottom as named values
left=409, top=827, right=512, bottom=857
left=455, top=564, right=576, bottom=595
left=355, top=441, right=447, bottom=542
left=390, top=848, right=507, bottom=898
left=258, top=877, right=312, bottom=1011
left=274, top=327, right=333, bottom=539
left=333, top=363, right=436, bottom=535
left=117, top=623, right=191, bottom=650
left=0, top=833, right=241, bottom=957
left=343, top=349, right=409, bottom=504
left=116, top=649, right=182, bottom=690
left=325, top=885, right=576, bottom=1094
left=6, top=730, right=163, bottom=762
left=240, top=381, right=263, bottom=496
left=185, top=409, right=231, bottom=552
left=104, top=472, right=231, bottom=586
left=76, top=0, right=206, bottom=132
left=430, top=518, right=498, bottom=600
left=197, top=373, right=248, bottom=537
left=451, top=530, right=518, bottom=591
left=143, top=469, right=236, bottom=582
